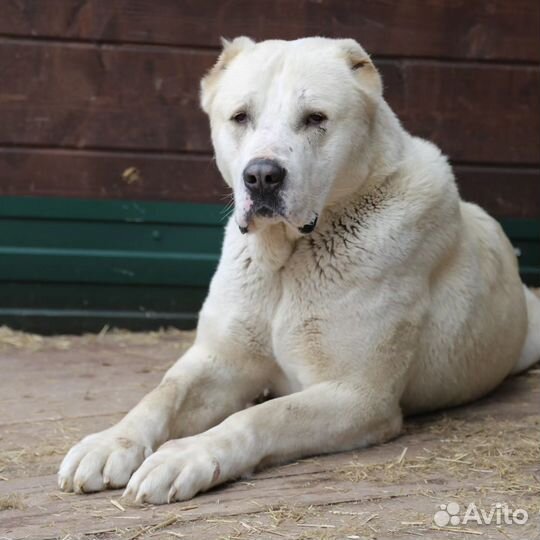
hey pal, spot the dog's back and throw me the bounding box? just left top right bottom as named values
left=402, top=198, right=530, bottom=413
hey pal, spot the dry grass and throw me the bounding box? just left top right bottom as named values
left=338, top=414, right=540, bottom=501
left=0, top=325, right=195, bottom=352
left=199, top=504, right=383, bottom=540
left=0, top=442, right=73, bottom=471
left=267, top=503, right=315, bottom=526
left=0, top=493, right=26, bottom=511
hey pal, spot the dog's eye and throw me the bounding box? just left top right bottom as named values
left=305, top=112, right=327, bottom=126
left=231, top=111, right=248, bottom=124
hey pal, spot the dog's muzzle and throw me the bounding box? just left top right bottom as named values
left=243, top=158, right=286, bottom=196
left=242, top=158, right=286, bottom=215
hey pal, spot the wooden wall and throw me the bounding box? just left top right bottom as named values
left=0, top=0, right=539, bottom=217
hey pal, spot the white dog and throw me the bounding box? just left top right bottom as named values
left=58, top=37, right=540, bottom=504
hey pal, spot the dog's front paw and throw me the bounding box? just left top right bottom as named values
left=123, top=438, right=221, bottom=504
left=58, top=429, right=152, bottom=493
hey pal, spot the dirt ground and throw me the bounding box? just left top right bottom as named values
left=0, top=327, right=538, bottom=540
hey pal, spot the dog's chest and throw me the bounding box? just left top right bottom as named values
left=220, top=196, right=396, bottom=386
left=238, top=224, right=378, bottom=388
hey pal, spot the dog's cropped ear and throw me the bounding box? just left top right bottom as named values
left=200, top=36, right=256, bottom=113
left=338, top=39, right=382, bottom=98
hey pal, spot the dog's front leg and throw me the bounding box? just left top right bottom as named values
left=124, top=380, right=402, bottom=503
left=58, top=344, right=272, bottom=493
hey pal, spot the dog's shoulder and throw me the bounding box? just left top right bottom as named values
left=297, top=137, right=461, bottom=281
left=387, top=136, right=462, bottom=250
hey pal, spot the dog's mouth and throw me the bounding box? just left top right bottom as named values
left=254, top=205, right=277, bottom=218
left=297, top=215, right=318, bottom=234
left=238, top=202, right=319, bottom=235
left=249, top=199, right=284, bottom=221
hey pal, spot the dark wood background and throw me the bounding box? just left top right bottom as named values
left=1, top=0, right=539, bottom=218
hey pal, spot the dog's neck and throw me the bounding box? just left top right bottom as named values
left=319, top=99, right=406, bottom=224
left=246, top=222, right=298, bottom=271
left=346, top=99, right=407, bottom=200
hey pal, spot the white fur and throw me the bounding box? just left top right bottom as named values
left=58, top=37, right=539, bottom=504
left=512, top=287, right=540, bottom=374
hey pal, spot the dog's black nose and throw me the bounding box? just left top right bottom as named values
left=243, top=159, right=286, bottom=196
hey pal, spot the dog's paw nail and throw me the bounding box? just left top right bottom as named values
left=167, top=486, right=177, bottom=503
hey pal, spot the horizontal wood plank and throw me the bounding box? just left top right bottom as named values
left=0, top=42, right=538, bottom=164
left=1, top=0, right=539, bottom=61
left=456, top=166, right=540, bottom=219
left=0, top=148, right=226, bottom=205
left=394, top=62, right=540, bottom=165
left=0, top=149, right=538, bottom=218
left=0, top=42, right=214, bottom=154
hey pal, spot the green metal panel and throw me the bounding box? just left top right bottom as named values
left=0, top=196, right=538, bottom=333
left=0, top=249, right=217, bottom=287
left=0, top=196, right=227, bottom=332
left=500, top=219, right=540, bottom=286
left=0, top=219, right=222, bottom=252
left=0, top=282, right=208, bottom=333
left=0, top=197, right=229, bottom=225
left=0, top=198, right=225, bottom=288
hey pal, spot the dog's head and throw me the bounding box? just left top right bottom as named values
left=201, top=37, right=382, bottom=234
